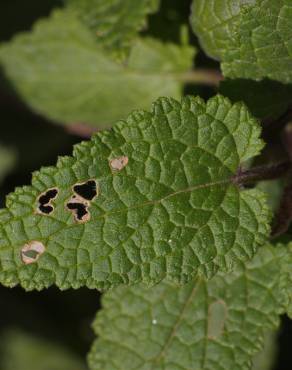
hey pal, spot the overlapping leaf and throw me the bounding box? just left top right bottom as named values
left=191, top=0, right=292, bottom=83
left=0, top=95, right=270, bottom=290
left=89, top=244, right=292, bottom=370
left=65, top=0, right=160, bottom=60
left=0, top=9, right=194, bottom=128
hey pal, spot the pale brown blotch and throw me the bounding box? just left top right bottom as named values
left=109, top=156, right=129, bottom=171
left=207, top=299, right=227, bottom=339
left=21, top=241, right=46, bottom=264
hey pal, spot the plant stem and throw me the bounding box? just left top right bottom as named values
left=180, top=68, right=223, bottom=86
left=233, top=161, right=291, bottom=185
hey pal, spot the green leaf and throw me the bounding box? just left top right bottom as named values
left=0, top=9, right=195, bottom=129
left=190, top=0, right=256, bottom=60
left=65, top=0, right=160, bottom=60
left=0, top=95, right=270, bottom=291
left=1, top=329, right=86, bottom=370
left=191, top=0, right=292, bottom=83
left=252, top=331, right=277, bottom=370
left=88, top=244, right=291, bottom=370
left=0, top=145, right=16, bottom=184
left=219, top=79, right=292, bottom=120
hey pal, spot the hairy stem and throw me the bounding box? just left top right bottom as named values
left=233, top=161, right=291, bottom=185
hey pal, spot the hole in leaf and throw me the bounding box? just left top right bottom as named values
left=73, top=180, right=97, bottom=201
left=21, top=241, right=46, bottom=264
left=66, top=195, right=90, bottom=223
left=37, top=188, right=58, bottom=215
left=39, top=204, right=54, bottom=214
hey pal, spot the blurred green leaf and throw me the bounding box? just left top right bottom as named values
left=65, top=0, right=160, bottom=60
left=252, top=331, right=277, bottom=370
left=1, top=329, right=86, bottom=370
left=0, top=145, right=16, bottom=184
left=0, top=9, right=195, bottom=128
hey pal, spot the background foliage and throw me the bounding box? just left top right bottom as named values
left=0, top=1, right=292, bottom=369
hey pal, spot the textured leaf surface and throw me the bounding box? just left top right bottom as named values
left=191, top=0, right=292, bottom=83
left=1, top=329, right=86, bottom=370
left=190, top=0, right=256, bottom=60
left=219, top=79, right=292, bottom=120
left=89, top=244, right=292, bottom=370
left=0, top=9, right=194, bottom=128
left=0, top=95, right=270, bottom=290
left=65, top=0, right=160, bottom=59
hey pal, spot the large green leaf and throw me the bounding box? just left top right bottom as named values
left=191, top=0, right=292, bottom=83
left=88, top=244, right=292, bottom=370
left=65, top=0, right=160, bottom=60
left=0, top=9, right=194, bottom=129
left=0, top=95, right=270, bottom=291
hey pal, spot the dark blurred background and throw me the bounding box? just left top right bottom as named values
left=0, top=1, right=291, bottom=369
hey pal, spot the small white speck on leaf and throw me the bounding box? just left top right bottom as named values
left=168, top=239, right=172, bottom=243
left=152, top=319, right=157, bottom=325
left=21, top=241, right=45, bottom=264
left=110, top=156, right=129, bottom=171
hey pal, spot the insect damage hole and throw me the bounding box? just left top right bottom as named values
left=37, top=188, right=59, bottom=215
left=66, top=195, right=90, bottom=223
left=109, top=156, right=129, bottom=171
left=73, top=180, right=97, bottom=201
left=21, top=241, right=46, bottom=264
left=66, top=180, right=98, bottom=223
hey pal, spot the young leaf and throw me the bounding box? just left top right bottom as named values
left=88, top=244, right=292, bottom=370
left=191, top=0, right=292, bottom=83
left=0, top=95, right=270, bottom=291
left=0, top=145, right=16, bottom=184
left=1, top=329, right=86, bottom=370
left=65, top=0, right=160, bottom=60
left=0, top=9, right=195, bottom=129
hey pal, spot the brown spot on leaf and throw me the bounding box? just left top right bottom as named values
left=110, top=156, right=128, bottom=171
left=21, top=241, right=46, bottom=264
left=37, top=188, right=58, bottom=215
left=207, top=300, right=227, bottom=339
